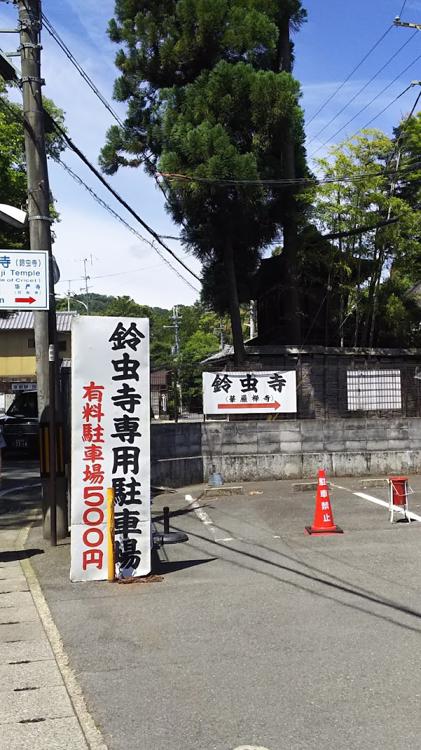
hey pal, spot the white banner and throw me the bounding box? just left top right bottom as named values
left=203, top=371, right=297, bottom=415
left=70, top=316, right=150, bottom=582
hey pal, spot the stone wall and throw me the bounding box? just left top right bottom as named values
left=151, top=417, right=421, bottom=487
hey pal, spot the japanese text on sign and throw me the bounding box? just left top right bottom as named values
left=202, top=371, right=297, bottom=415
left=70, top=316, right=151, bottom=582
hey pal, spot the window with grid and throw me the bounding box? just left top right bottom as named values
left=347, top=370, right=402, bottom=411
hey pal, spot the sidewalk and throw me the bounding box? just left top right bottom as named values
left=0, top=464, right=106, bottom=749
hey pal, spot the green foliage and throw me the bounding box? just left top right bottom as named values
left=0, top=83, right=65, bottom=251
left=101, top=0, right=308, bottom=358
left=309, top=122, right=421, bottom=347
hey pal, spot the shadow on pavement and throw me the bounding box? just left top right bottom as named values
left=0, top=547, right=44, bottom=563
left=172, top=521, right=421, bottom=636
left=155, top=557, right=218, bottom=575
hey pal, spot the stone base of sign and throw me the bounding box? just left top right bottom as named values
left=203, top=485, right=244, bottom=497
left=359, top=477, right=389, bottom=489
left=292, top=482, right=320, bottom=492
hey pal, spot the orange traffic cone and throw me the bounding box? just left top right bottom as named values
left=305, top=469, right=343, bottom=535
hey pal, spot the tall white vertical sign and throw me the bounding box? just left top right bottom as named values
left=70, top=316, right=150, bottom=582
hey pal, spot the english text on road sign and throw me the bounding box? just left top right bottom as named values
left=0, top=249, right=49, bottom=310
left=203, top=371, right=297, bottom=415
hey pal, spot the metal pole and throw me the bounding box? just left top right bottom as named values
left=107, top=488, right=115, bottom=582
left=48, top=340, right=56, bottom=545
left=163, top=506, right=170, bottom=534
left=18, top=0, right=58, bottom=542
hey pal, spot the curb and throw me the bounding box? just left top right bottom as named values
left=19, top=518, right=108, bottom=750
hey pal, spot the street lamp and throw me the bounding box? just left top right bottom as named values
left=56, top=292, right=89, bottom=314
left=0, top=203, right=27, bottom=228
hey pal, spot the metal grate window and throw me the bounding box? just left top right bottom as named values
left=347, top=370, right=402, bottom=411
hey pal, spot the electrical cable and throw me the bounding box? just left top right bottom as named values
left=399, top=1, right=408, bottom=17
left=0, top=95, right=201, bottom=290
left=307, top=30, right=418, bottom=145
left=310, top=50, right=421, bottom=158
left=51, top=155, right=201, bottom=293
left=306, top=25, right=393, bottom=126
left=41, top=11, right=175, bottom=207
left=45, top=114, right=201, bottom=282
left=158, top=159, right=421, bottom=186
left=345, top=85, right=421, bottom=146
left=60, top=262, right=164, bottom=284
left=41, top=12, right=124, bottom=128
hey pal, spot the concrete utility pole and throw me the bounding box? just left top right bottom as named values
left=165, top=306, right=183, bottom=421
left=17, top=0, right=61, bottom=543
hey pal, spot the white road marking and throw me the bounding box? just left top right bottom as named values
left=331, top=483, right=421, bottom=523
left=233, top=745, right=271, bottom=750
left=215, top=537, right=234, bottom=542
left=185, top=494, right=219, bottom=539
left=185, top=494, right=235, bottom=543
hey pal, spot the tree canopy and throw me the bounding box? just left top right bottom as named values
left=307, top=119, right=421, bottom=347
left=0, top=83, right=65, bottom=316
left=56, top=293, right=228, bottom=409
left=101, top=0, right=308, bottom=363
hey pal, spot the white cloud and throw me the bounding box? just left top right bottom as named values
left=52, top=205, right=201, bottom=308
left=0, top=2, right=200, bottom=308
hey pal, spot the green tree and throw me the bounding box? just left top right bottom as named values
left=311, top=123, right=421, bottom=347
left=0, top=83, right=65, bottom=315
left=101, top=0, right=308, bottom=365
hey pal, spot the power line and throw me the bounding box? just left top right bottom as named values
left=399, top=0, right=408, bottom=17
left=1, top=95, right=419, bottom=194
left=41, top=11, right=175, bottom=208
left=345, top=83, right=421, bottom=146
left=41, top=12, right=124, bottom=128
left=60, top=262, right=163, bottom=284
left=310, top=49, right=421, bottom=158
left=307, top=30, right=418, bottom=145
left=52, top=155, right=201, bottom=293
left=0, top=94, right=201, bottom=290
left=45, top=113, right=201, bottom=282
left=159, top=159, right=421, bottom=187
left=306, top=25, right=393, bottom=126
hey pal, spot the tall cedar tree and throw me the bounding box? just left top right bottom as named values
left=100, top=0, right=308, bottom=364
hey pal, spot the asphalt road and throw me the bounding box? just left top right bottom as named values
left=28, top=474, right=421, bottom=750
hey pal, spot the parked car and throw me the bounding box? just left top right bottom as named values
left=0, top=391, right=39, bottom=458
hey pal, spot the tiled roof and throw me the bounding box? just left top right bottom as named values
left=0, top=311, right=77, bottom=332
left=151, top=369, right=169, bottom=385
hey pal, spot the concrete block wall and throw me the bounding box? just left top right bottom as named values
left=151, top=417, right=421, bottom=487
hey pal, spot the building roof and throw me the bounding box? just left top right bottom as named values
left=0, top=311, right=77, bottom=332
left=202, top=343, right=421, bottom=365
left=151, top=369, right=169, bottom=385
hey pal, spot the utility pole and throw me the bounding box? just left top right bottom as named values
left=214, top=320, right=226, bottom=350
left=80, top=256, right=92, bottom=312
left=17, top=0, right=60, bottom=544
left=249, top=301, right=257, bottom=340
left=165, top=305, right=183, bottom=421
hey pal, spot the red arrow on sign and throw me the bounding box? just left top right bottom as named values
left=15, top=296, right=36, bottom=304
left=218, top=401, right=281, bottom=410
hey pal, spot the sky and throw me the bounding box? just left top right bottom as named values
left=0, top=0, right=420, bottom=310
